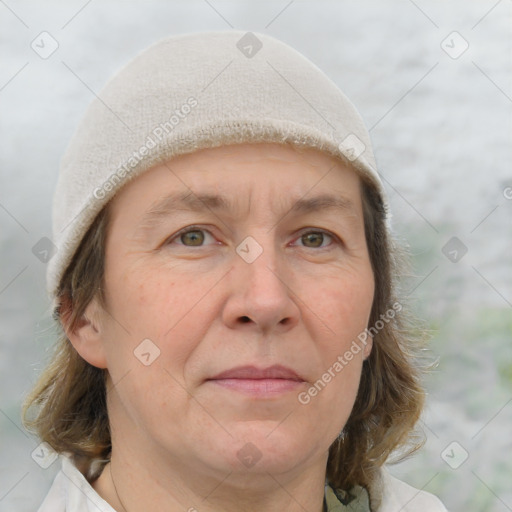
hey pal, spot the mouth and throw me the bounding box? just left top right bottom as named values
left=206, top=365, right=306, bottom=397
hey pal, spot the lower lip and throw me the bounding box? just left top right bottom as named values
left=208, top=378, right=304, bottom=396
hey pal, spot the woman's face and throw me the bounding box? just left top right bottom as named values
left=82, top=142, right=374, bottom=481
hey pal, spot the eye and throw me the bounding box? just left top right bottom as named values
left=167, top=227, right=216, bottom=247
left=294, top=230, right=337, bottom=249
left=166, top=227, right=339, bottom=250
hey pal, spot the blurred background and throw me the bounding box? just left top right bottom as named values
left=1, top=1, right=511, bottom=510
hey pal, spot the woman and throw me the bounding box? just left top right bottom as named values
left=24, top=30, right=447, bottom=511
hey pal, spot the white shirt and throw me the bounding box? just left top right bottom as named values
left=38, top=454, right=448, bottom=512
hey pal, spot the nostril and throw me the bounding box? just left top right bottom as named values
left=240, top=316, right=251, bottom=323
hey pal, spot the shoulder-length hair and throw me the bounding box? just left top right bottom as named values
left=22, top=160, right=426, bottom=505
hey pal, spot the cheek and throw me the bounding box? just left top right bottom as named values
left=106, top=261, right=184, bottom=334
left=102, top=266, right=211, bottom=429
left=104, top=262, right=220, bottom=373
left=301, top=267, right=373, bottom=409
left=310, top=268, right=374, bottom=342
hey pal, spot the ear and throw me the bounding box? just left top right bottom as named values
left=59, top=294, right=108, bottom=369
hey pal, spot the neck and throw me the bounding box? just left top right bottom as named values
left=93, top=442, right=328, bottom=512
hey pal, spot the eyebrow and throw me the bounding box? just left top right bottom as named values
left=136, top=191, right=357, bottom=234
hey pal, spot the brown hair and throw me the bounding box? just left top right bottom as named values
left=22, top=168, right=426, bottom=499
left=327, top=178, right=426, bottom=498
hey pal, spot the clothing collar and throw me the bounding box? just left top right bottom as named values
left=324, top=483, right=371, bottom=511
left=59, top=454, right=371, bottom=512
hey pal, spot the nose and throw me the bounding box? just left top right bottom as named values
left=221, top=238, right=300, bottom=335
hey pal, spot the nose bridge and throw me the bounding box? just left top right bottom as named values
left=237, top=232, right=286, bottom=295
left=226, top=231, right=299, bottom=331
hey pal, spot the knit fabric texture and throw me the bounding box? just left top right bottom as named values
left=47, top=29, right=389, bottom=307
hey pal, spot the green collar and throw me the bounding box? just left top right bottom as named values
left=324, top=483, right=371, bottom=511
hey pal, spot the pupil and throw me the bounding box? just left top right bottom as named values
left=304, top=232, right=323, bottom=247
left=182, top=230, right=204, bottom=246
left=180, top=231, right=323, bottom=247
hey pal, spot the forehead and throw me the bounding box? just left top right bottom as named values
left=107, top=142, right=364, bottom=221
left=169, top=142, right=349, bottom=176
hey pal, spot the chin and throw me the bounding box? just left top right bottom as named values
left=211, top=424, right=318, bottom=477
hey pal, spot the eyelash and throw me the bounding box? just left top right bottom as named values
left=166, top=225, right=340, bottom=250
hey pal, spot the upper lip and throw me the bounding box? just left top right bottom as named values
left=208, top=365, right=304, bottom=381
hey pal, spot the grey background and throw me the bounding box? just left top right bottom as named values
left=1, top=1, right=511, bottom=511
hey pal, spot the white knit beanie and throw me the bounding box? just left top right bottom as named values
left=47, top=29, right=389, bottom=310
